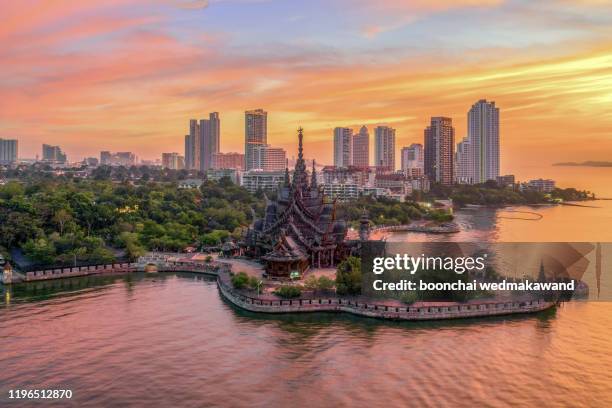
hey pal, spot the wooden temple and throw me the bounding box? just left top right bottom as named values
left=244, top=128, right=350, bottom=279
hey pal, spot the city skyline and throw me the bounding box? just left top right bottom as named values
left=2, top=1, right=612, bottom=176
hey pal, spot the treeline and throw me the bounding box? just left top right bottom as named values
left=422, top=181, right=594, bottom=206
left=2, top=163, right=200, bottom=183
left=0, top=177, right=264, bottom=268
left=337, top=196, right=425, bottom=227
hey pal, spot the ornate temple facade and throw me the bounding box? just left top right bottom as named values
left=244, top=128, right=352, bottom=278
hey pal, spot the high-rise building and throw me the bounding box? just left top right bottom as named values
left=252, top=145, right=286, bottom=171
left=401, top=143, right=424, bottom=177
left=199, top=112, right=221, bottom=171
left=333, top=127, right=353, bottom=168
left=374, top=126, right=396, bottom=172
left=42, top=144, right=67, bottom=163
left=183, top=119, right=201, bottom=170
left=162, top=152, right=185, bottom=170
left=199, top=118, right=210, bottom=170
left=186, top=119, right=200, bottom=170
left=212, top=152, right=244, bottom=170
left=424, top=117, right=455, bottom=185
left=0, top=138, right=18, bottom=164
left=245, top=109, right=267, bottom=170
left=184, top=134, right=193, bottom=169
left=455, top=138, right=473, bottom=184
left=468, top=99, right=500, bottom=183
left=209, top=112, right=220, bottom=166
left=352, top=125, right=369, bottom=167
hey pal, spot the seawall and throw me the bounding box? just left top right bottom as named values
left=216, top=271, right=555, bottom=321
left=5, top=262, right=556, bottom=321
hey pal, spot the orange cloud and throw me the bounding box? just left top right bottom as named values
left=1, top=0, right=612, bottom=191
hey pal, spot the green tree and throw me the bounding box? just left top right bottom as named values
left=336, top=256, right=362, bottom=295
left=274, top=285, right=302, bottom=298
left=231, top=271, right=250, bottom=289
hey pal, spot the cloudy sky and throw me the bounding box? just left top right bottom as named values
left=2, top=0, right=612, bottom=174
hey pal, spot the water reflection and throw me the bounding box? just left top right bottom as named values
left=1, top=272, right=611, bottom=407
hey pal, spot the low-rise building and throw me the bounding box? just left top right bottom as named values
left=374, top=173, right=413, bottom=195
left=322, top=180, right=359, bottom=201
left=212, top=152, right=244, bottom=170
left=178, top=178, right=204, bottom=189
left=241, top=170, right=286, bottom=193
left=206, top=168, right=240, bottom=184
left=100, top=151, right=136, bottom=167
left=526, top=178, right=556, bottom=193
left=162, top=152, right=185, bottom=170
left=322, top=165, right=371, bottom=187
left=497, top=174, right=516, bottom=188
left=361, top=186, right=390, bottom=198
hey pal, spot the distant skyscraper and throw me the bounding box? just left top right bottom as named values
left=401, top=143, right=424, bottom=177
left=184, top=135, right=192, bottom=168
left=424, top=117, right=455, bottom=185
left=188, top=119, right=201, bottom=170
left=0, top=138, right=18, bottom=164
left=374, top=126, right=396, bottom=172
left=209, top=112, right=220, bottom=166
left=184, top=119, right=200, bottom=170
left=352, top=125, right=369, bottom=167
left=333, top=127, right=353, bottom=168
left=199, top=118, right=210, bottom=170
left=42, top=144, right=67, bottom=163
left=245, top=109, right=267, bottom=170
left=468, top=99, right=499, bottom=183
left=455, top=138, right=473, bottom=184
left=199, top=112, right=221, bottom=171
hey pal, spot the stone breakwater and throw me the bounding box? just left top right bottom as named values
left=4, top=261, right=555, bottom=321
left=371, top=222, right=461, bottom=235
left=216, top=272, right=555, bottom=321
left=6, top=262, right=221, bottom=283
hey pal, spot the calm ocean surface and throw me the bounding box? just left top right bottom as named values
left=1, top=273, right=611, bottom=407
left=2, top=166, right=612, bottom=407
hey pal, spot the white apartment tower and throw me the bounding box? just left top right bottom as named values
left=456, top=138, right=473, bottom=184
left=199, top=112, right=221, bottom=171
left=468, top=99, right=500, bottom=183
left=245, top=109, right=268, bottom=171
left=333, top=127, right=353, bottom=168
left=401, top=143, right=424, bottom=177
left=0, top=138, right=18, bottom=164
left=352, top=126, right=369, bottom=167
left=374, top=126, right=396, bottom=172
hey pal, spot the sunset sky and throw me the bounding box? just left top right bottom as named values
left=2, top=0, right=612, bottom=176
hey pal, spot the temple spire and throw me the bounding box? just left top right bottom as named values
left=292, top=127, right=308, bottom=190
left=284, top=159, right=290, bottom=186
left=310, top=159, right=317, bottom=189
left=297, top=127, right=304, bottom=162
